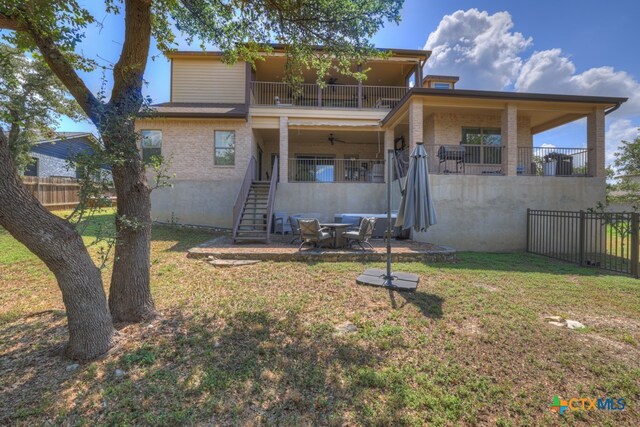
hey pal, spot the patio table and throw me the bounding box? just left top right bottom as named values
left=320, top=223, right=351, bottom=248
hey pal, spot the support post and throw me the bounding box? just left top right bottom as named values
left=631, top=212, right=639, bottom=278
left=501, top=103, right=518, bottom=176
left=526, top=208, right=530, bottom=252
left=587, top=107, right=606, bottom=177
left=408, top=98, right=423, bottom=153
left=579, top=210, right=586, bottom=266
left=279, top=116, right=288, bottom=183
left=384, top=129, right=394, bottom=183
left=357, top=63, right=363, bottom=109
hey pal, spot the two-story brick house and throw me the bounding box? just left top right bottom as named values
left=135, top=45, right=626, bottom=251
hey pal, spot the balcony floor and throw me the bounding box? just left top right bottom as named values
left=187, top=234, right=456, bottom=263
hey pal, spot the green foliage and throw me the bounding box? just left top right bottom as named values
left=2, top=1, right=404, bottom=88
left=609, top=131, right=640, bottom=210
left=0, top=42, right=82, bottom=170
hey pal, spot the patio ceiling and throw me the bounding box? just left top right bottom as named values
left=256, top=128, right=384, bottom=146
left=254, top=56, right=415, bottom=87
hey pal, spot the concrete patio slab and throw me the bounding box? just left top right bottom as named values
left=187, top=235, right=456, bottom=263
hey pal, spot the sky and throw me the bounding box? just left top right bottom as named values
left=50, top=0, right=640, bottom=168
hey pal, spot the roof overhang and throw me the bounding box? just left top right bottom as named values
left=140, top=103, right=248, bottom=120
left=166, top=44, right=430, bottom=62
left=382, top=88, right=628, bottom=133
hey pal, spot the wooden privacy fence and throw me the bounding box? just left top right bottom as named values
left=22, top=176, right=81, bottom=211
left=527, top=209, right=639, bottom=277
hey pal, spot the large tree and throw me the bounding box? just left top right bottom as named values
left=0, top=0, right=403, bottom=357
left=0, top=44, right=113, bottom=360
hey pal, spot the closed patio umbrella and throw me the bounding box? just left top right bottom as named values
left=357, top=142, right=435, bottom=291
left=396, top=142, right=437, bottom=232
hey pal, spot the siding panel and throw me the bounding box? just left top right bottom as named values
left=172, top=58, right=246, bottom=103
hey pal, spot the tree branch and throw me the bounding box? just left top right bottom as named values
left=109, top=0, right=152, bottom=111
left=0, top=13, right=25, bottom=31
left=4, top=10, right=103, bottom=126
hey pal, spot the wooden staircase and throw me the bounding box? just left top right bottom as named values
left=234, top=181, right=271, bottom=242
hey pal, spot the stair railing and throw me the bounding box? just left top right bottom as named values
left=265, top=156, right=279, bottom=243
left=232, top=156, right=257, bottom=241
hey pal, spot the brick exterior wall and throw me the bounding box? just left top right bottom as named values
left=422, top=111, right=532, bottom=148
left=135, top=118, right=253, bottom=181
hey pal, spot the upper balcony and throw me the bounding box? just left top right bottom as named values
left=249, top=52, right=421, bottom=110
left=250, top=81, right=409, bottom=109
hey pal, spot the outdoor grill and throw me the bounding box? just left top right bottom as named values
left=437, top=145, right=466, bottom=173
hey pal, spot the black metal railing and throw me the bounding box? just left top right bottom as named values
left=288, top=158, right=385, bottom=183
left=518, top=147, right=589, bottom=176
left=527, top=209, right=639, bottom=277
left=424, top=144, right=504, bottom=175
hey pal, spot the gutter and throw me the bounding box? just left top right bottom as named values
left=605, top=102, right=623, bottom=115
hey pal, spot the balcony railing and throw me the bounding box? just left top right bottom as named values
left=517, top=147, right=589, bottom=176
left=407, top=145, right=589, bottom=176
left=288, top=158, right=385, bottom=183
left=251, top=81, right=408, bottom=109
left=424, top=144, right=505, bottom=175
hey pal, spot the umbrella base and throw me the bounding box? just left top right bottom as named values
left=356, top=268, right=419, bottom=292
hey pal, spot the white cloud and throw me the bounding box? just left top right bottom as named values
left=605, top=119, right=639, bottom=165
left=423, top=9, right=640, bottom=167
left=424, top=9, right=532, bottom=90
left=515, top=49, right=640, bottom=114
left=540, top=143, right=556, bottom=148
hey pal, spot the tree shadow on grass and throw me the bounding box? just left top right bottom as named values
left=0, top=309, right=412, bottom=426
left=152, top=224, right=224, bottom=253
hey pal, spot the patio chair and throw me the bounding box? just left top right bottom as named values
left=289, top=216, right=301, bottom=244
left=298, top=219, right=333, bottom=251
left=273, top=211, right=291, bottom=235
left=344, top=217, right=377, bottom=251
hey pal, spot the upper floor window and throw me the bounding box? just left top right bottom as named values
left=462, top=127, right=502, bottom=164
left=141, top=130, right=162, bottom=163
left=214, top=131, right=235, bottom=166
left=433, top=82, right=452, bottom=89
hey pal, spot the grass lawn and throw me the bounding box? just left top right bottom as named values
left=1, top=210, right=639, bottom=426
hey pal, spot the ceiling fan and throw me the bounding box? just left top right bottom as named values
left=328, top=133, right=349, bottom=145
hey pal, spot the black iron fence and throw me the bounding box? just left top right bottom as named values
left=527, top=209, right=639, bottom=277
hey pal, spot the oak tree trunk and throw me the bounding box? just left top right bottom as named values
left=0, top=132, right=113, bottom=360
left=101, top=0, right=156, bottom=322
left=103, top=122, right=156, bottom=323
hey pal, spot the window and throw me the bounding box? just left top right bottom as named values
left=461, top=127, right=502, bottom=164
left=433, top=82, right=452, bottom=89
left=24, top=157, right=38, bottom=177
left=141, top=130, right=162, bottom=163
left=214, top=131, right=235, bottom=166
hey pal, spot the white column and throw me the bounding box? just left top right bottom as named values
left=501, top=103, right=518, bottom=176
left=279, top=116, right=288, bottom=183
left=384, top=129, right=394, bottom=183
left=587, top=107, right=605, bottom=177
left=408, top=98, right=423, bottom=153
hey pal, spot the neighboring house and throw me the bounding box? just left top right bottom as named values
left=25, top=132, right=100, bottom=178
left=136, top=45, right=627, bottom=251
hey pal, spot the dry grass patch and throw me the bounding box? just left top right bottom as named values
left=1, top=213, right=639, bottom=426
